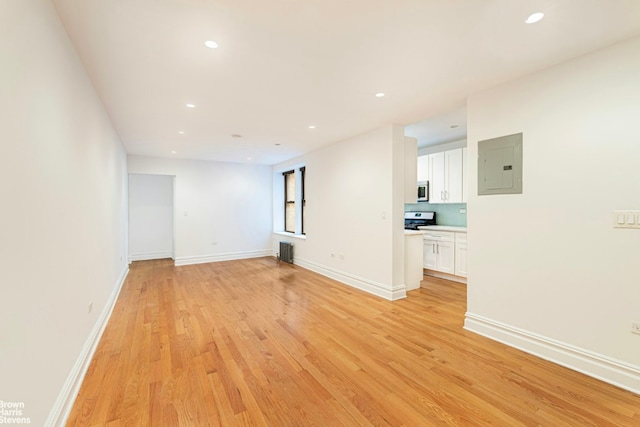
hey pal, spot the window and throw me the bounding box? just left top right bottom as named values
left=280, top=167, right=306, bottom=235
left=300, top=166, right=306, bottom=235
left=284, top=170, right=295, bottom=233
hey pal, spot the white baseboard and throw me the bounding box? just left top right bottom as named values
left=464, top=312, right=640, bottom=395
left=45, top=265, right=130, bottom=427
left=423, top=269, right=467, bottom=284
left=293, top=256, right=406, bottom=301
left=175, top=249, right=272, bottom=266
left=129, top=251, right=173, bottom=261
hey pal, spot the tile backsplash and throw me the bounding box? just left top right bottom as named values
left=405, top=203, right=467, bottom=227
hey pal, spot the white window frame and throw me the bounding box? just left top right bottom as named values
left=274, top=165, right=306, bottom=238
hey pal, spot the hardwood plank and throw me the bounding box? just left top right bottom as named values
left=67, top=257, right=640, bottom=426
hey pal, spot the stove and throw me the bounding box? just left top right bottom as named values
left=404, top=211, right=436, bottom=230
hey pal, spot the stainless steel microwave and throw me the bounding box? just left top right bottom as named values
left=417, top=181, right=429, bottom=202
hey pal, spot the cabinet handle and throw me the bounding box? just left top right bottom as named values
left=432, top=243, right=435, bottom=253
left=445, top=190, right=448, bottom=200
left=436, top=244, right=439, bottom=254
left=441, top=191, right=444, bottom=200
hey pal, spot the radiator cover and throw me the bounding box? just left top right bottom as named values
left=279, top=241, right=294, bottom=264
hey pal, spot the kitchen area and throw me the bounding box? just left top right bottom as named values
left=403, top=107, right=468, bottom=290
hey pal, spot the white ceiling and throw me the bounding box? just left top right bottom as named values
left=404, top=106, right=467, bottom=148
left=52, top=0, right=640, bottom=165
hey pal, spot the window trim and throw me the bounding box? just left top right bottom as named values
left=300, top=166, right=306, bottom=235
left=276, top=166, right=306, bottom=236
left=283, top=170, right=295, bottom=233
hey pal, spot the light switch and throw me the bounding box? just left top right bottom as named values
left=617, top=214, right=626, bottom=224
left=627, top=214, right=636, bottom=225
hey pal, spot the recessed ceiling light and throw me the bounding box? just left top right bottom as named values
left=231, top=134, right=242, bottom=138
left=186, top=103, right=196, bottom=108
left=308, top=125, right=316, bottom=129
left=450, top=125, right=459, bottom=129
left=247, top=157, right=252, bottom=161
left=525, top=12, right=544, bottom=24
left=204, top=40, right=219, bottom=49
left=178, top=131, right=185, bottom=134
left=171, top=150, right=177, bottom=154
left=375, top=92, right=385, bottom=98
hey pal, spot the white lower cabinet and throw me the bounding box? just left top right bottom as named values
left=423, top=229, right=467, bottom=279
left=423, top=231, right=455, bottom=275
left=454, top=232, right=468, bottom=277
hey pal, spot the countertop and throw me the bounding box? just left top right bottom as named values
left=404, top=230, right=425, bottom=236
left=418, top=225, right=467, bottom=233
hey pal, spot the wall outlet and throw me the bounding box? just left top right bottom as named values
left=613, top=210, right=640, bottom=229
left=88, top=302, right=93, bottom=314
left=632, top=322, right=640, bottom=335
left=339, top=254, right=345, bottom=260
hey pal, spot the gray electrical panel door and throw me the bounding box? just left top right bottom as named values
left=478, top=133, right=523, bottom=195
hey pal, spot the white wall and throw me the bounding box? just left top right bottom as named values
left=418, top=138, right=467, bottom=156
left=129, top=174, right=174, bottom=261
left=466, top=36, right=640, bottom=392
left=128, top=156, right=272, bottom=265
left=0, top=0, right=129, bottom=425
left=273, top=125, right=407, bottom=300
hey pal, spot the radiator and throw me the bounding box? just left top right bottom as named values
left=279, top=241, right=294, bottom=264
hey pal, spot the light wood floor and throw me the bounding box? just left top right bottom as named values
left=68, top=257, right=640, bottom=426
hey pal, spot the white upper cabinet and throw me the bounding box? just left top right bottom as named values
left=429, top=149, right=465, bottom=203
left=404, top=137, right=418, bottom=203
left=462, top=147, right=468, bottom=202
left=417, top=155, right=429, bottom=182
left=445, top=148, right=463, bottom=203
left=429, top=151, right=445, bottom=202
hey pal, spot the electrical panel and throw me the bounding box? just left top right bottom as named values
left=478, top=133, right=523, bottom=195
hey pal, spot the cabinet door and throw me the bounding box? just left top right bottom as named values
left=436, top=241, right=455, bottom=274
left=445, top=148, right=463, bottom=203
left=462, top=147, right=468, bottom=203
left=423, top=239, right=437, bottom=269
left=429, top=152, right=445, bottom=203
left=404, top=137, right=418, bottom=204
left=455, top=243, right=468, bottom=277
left=417, top=155, right=429, bottom=182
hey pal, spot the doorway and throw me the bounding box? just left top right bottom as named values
left=128, top=174, right=175, bottom=261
